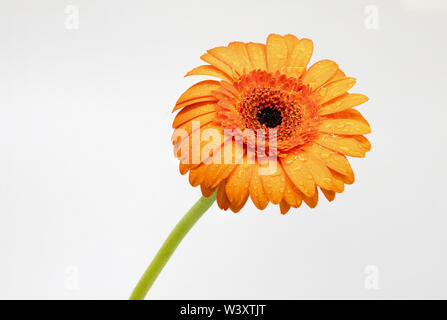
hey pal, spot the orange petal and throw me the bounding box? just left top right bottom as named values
left=281, top=154, right=315, bottom=197
left=287, top=38, right=313, bottom=78
left=189, top=164, right=208, bottom=187
left=280, top=200, right=291, bottom=214
left=329, top=69, right=346, bottom=82
left=174, top=80, right=221, bottom=111
left=321, top=188, right=336, bottom=201
left=179, top=159, right=195, bottom=175
left=220, top=80, right=239, bottom=97
left=201, top=184, right=217, bottom=197
left=306, top=143, right=354, bottom=178
left=217, top=134, right=245, bottom=165
left=200, top=134, right=240, bottom=188
left=317, top=77, right=356, bottom=104
left=304, top=152, right=336, bottom=191
left=249, top=165, right=269, bottom=210
left=329, top=170, right=346, bottom=191
left=328, top=108, right=370, bottom=126
left=212, top=87, right=236, bottom=102
left=208, top=46, right=247, bottom=76
left=302, top=60, right=339, bottom=90
left=283, top=34, right=297, bottom=75
left=203, top=130, right=244, bottom=187
left=228, top=42, right=252, bottom=71
left=284, top=34, right=299, bottom=53
left=173, top=122, right=219, bottom=161
left=216, top=181, right=230, bottom=210
left=266, top=34, right=288, bottom=73
left=283, top=34, right=298, bottom=71
left=318, top=93, right=369, bottom=116
left=352, top=135, right=371, bottom=152
left=229, top=195, right=249, bottom=213
left=203, top=163, right=236, bottom=187
left=225, top=162, right=253, bottom=208
left=174, top=123, right=222, bottom=166
left=173, top=96, right=217, bottom=112
left=200, top=130, right=230, bottom=166
left=331, top=168, right=353, bottom=186
left=319, top=118, right=371, bottom=135
left=302, top=187, right=319, bottom=208
left=246, top=42, right=267, bottom=71
left=185, top=65, right=233, bottom=82
left=172, top=113, right=217, bottom=144
left=200, top=53, right=234, bottom=78
left=314, top=133, right=367, bottom=158
left=283, top=177, right=303, bottom=208
left=259, top=161, right=286, bottom=205
left=172, top=102, right=217, bottom=128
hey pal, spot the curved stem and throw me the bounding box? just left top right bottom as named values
left=129, top=191, right=217, bottom=300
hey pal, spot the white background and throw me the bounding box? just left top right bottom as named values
left=1, top=0, right=446, bottom=299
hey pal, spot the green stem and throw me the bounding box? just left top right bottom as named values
left=129, top=191, right=217, bottom=300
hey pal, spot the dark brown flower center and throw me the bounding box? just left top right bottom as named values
left=256, top=107, right=283, bottom=128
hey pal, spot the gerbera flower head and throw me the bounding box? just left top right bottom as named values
left=172, top=34, right=371, bottom=214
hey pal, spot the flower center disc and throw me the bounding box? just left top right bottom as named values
left=256, top=107, right=283, bottom=128
left=215, top=70, right=320, bottom=153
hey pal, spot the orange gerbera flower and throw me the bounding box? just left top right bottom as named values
left=172, top=34, right=371, bottom=214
